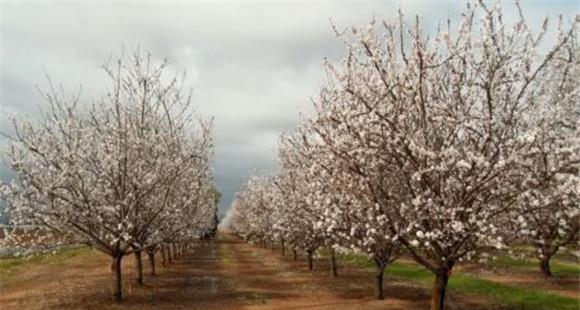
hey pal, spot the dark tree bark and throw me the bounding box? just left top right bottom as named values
left=329, top=248, right=338, bottom=277
left=293, top=249, right=297, bottom=261
left=167, top=244, right=172, bottom=263
left=373, top=259, right=386, bottom=300
left=134, top=250, right=144, bottom=285
left=111, top=255, right=124, bottom=302
left=430, top=270, right=450, bottom=310
left=307, top=250, right=314, bottom=271
left=540, top=255, right=553, bottom=277
left=281, top=238, right=285, bottom=256
left=147, top=249, right=156, bottom=276
left=537, top=245, right=558, bottom=277
left=161, top=245, right=167, bottom=267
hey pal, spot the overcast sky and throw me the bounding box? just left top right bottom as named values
left=0, top=1, right=577, bottom=215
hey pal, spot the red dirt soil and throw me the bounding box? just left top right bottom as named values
left=0, top=235, right=504, bottom=309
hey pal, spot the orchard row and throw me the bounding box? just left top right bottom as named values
left=0, top=52, right=219, bottom=301
left=224, top=4, right=579, bottom=310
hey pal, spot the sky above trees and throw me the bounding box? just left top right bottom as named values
left=0, top=1, right=577, bottom=215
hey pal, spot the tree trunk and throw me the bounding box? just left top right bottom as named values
left=134, top=250, right=144, bottom=285
left=374, top=259, right=386, bottom=300
left=167, top=244, right=172, bottom=263
left=307, top=250, right=314, bottom=271
left=161, top=246, right=167, bottom=267
left=148, top=249, right=156, bottom=276
left=329, top=248, right=338, bottom=277
left=111, top=255, right=123, bottom=302
left=281, top=238, right=285, bottom=256
left=430, top=272, right=449, bottom=310
left=293, top=249, right=297, bottom=261
left=540, top=256, right=553, bottom=277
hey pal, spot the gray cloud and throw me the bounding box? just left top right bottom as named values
left=1, top=1, right=577, bottom=215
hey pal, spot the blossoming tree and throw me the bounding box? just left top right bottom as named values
left=0, top=51, right=216, bottom=301
left=304, top=3, right=578, bottom=309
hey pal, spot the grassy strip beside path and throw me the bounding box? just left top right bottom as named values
left=487, top=255, right=580, bottom=277
left=0, top=246, right=94, bottom=281
left=339, top=253, right=579, bottom=310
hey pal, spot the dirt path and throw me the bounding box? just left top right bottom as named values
left=0, top=236, right=496, bottom=309
left=216, top=236, right=430, bottom=309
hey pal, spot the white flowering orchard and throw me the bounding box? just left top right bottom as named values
left=0, top=51, right=218, bottom=301
left=227, top=3, right=578, bottom=310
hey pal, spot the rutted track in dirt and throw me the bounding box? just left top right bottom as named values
left=194, top=236, right=491, bottom=309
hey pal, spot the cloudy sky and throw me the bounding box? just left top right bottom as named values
left=0, top=1, right=577, bottom=215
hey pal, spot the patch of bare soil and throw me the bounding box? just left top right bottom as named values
left=0, top=235, right=504, bottom=309
left=229, top=238, right=499, bottom=310
left=217, top=237, right=427, bottom=310
left=0, top=241, right=242, bottom=310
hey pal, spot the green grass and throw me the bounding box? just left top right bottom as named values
left=449, top=276, right=578, bottom=310
left=0, top=246, right=94, bottom=280
left=338, top=253, right=579, bottom=310
left=505, top=245, right=579, bottom=263
left=488, top=255, right=580, bottom=277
